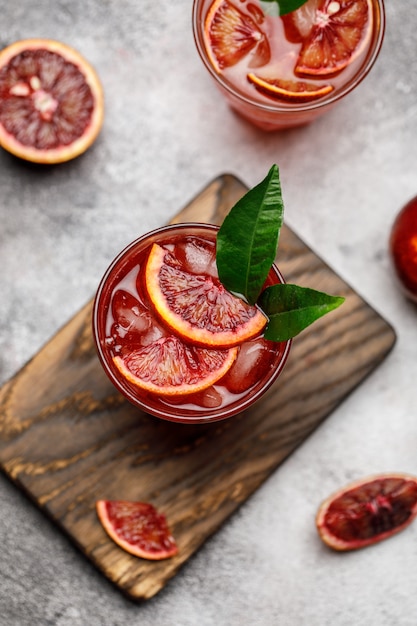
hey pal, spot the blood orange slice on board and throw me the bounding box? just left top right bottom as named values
left=145, top=243, right=267, bottom=348
left=113, top=336, right=237, bottom=396
left=0, top=39, right=104, bottom=163
left=316, top=474, right=417, bottom=551
left=284, top=0, right=372, bottom=77
left=247, top=73, right=334, bottom=101
left=204, top=0, right=270, bottom=71
left=96, top=500, right=178, bottom=560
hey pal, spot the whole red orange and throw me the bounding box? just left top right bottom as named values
left=390, top=196, right=417, bottom=302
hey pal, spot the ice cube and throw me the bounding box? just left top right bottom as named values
left=223, top=339, right=272, bottom=394
left=193, top=386, right=223, bottom=408
left=176, top=238, right=216, bottom=276
left=140, top=323, right=166, bottom=346
left=111, top=290, right=151, bottom=335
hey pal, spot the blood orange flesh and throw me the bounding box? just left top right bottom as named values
left=113, top=337, right=237, bottom=396
left=204, top=0, right=271, bottom=71
left=0, top=39, right=104, bottom=163
left=316, top=474, right=417, bottom=551
left=96, top=500, right=178, bottom=560
left=389, top=196, right=417, bottom=303
left=145, top=242, right=267, bottom=348
left=284, top=0, right=373, bottom=77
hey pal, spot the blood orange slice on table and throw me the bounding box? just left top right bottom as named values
left=247, top=73, right=334, bottom=101
left=204, top=0, right=270, bottom=71
left=145, top=243, right=267, bottom=348
left=316, top=474, right=417, bottom=551
left=0, top=39, right=104, bottom=163
left=283, top=0, right=373, bottom=77
left=96, top=500, right=178, bottom=560
left=113, top=336, right=237, bottom=396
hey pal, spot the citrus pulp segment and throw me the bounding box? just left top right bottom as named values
left=145, top=243, right=267, bottom=347
left=285, top=0, right=373, bottom=77
left=0, top=39, right=104, bottom=163
left=204, top=0, right=270, bottom=71
left=247, top=73, right=334, bottom=101
left=316, top=474, right=417, bottom=551
left=96, top=500, right=178, bottom=560
left=113, top=337, right=238, bottom=396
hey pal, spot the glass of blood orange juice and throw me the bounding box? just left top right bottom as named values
left=192, top=0, right=385, bottom=130
left=93, top=223, right=291, bottom=424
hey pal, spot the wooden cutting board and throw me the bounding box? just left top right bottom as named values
left=0, top=174, right=396, bottom=601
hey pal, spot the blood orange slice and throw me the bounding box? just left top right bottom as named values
left=247, top=73, right=334, bottom=101
left=204, top=0, right=270, bottom=71
left=316, top=474, right=417, bottom=551
left=284, top=0, right=373, bottom=77
left=113, top=336, right=237, bottom=396
left=96, top=500, right=178, bottom=560
left=145, top=243, right=267, bottom=348
left=0, top=39, right=104, bottom=163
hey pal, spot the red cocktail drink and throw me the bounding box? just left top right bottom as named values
left=93, top=223, right=291, bottom=423
left=192, top=0, right=385, bottom=130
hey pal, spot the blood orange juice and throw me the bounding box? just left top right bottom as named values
left=192, top=0, right=385, bottom=130
left=93, top=223, right=291, bottom=423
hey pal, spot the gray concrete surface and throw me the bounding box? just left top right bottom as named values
left=1, top=1, right=416, bottom=624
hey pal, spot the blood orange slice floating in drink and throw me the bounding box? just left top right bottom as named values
left=247, top=73, right=334, bottom=101
left=113, top=337, right=237, bottom=396
left=145, top=242, right=267, bottom=348
left=284, top=0, right=373, bottom=77
left=0, top=39, right=104, bottom=163
left=203, top=0, right=270, bottom=71
left=316, top=474, right=417, bottom=551
left=96, top=500, right=178, bottom=560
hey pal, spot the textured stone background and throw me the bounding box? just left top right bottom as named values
left=1, top=1, right=416, bottom=624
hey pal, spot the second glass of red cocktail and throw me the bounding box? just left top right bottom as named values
left=192, top=0, right=385, bottom=130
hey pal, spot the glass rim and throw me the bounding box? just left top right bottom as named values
left=192, top=0, right=386, bottom=114
left=92, top=222, right=292, bottom=424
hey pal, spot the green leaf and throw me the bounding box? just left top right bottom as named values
left=258, top=284, right=345, bottom=342
left=259, top=0, right=308, bottom=16
left=216, top=164, right=284, bottom=305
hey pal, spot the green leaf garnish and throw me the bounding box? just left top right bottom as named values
left=215, top=164, right=345, bottom=342
left=259, top=284, right=345, bottom=341
left=216, top=164, right=283, bottom=306
left=259, top=0, right=308, bottom=17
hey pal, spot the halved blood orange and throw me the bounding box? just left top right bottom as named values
left=0, top=39, right=104, bottom=163
left=247, top=73, right=334, bottom=101
left=203, top=0, right=270, bottom=71
left=145, top=243, right=267, bottom=348
left=113, top=336, right=237, bottom=396
left=316, top=474, right=417, bottom=551
left=96, top=500, right=178, bottom=560
left=284, top=0, right=373, bottom=77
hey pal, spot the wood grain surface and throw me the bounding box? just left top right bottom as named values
left=0, top=174, right=396, bottom=601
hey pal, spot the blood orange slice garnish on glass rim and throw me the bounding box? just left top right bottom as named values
left=283, top=0, right=373, bottom=77
left=145, top=242, right=267, bottom=348
left=316, top=473, right=417, bottom=551
left=247, top=73, right=334, bottom=101
left=0, top=38, right=104, bottom=163
left=96, top=500, right=178, bottom=560
left=203, top=0, right=271, bottom=71
left=113, top=336, right=237, bottom=396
